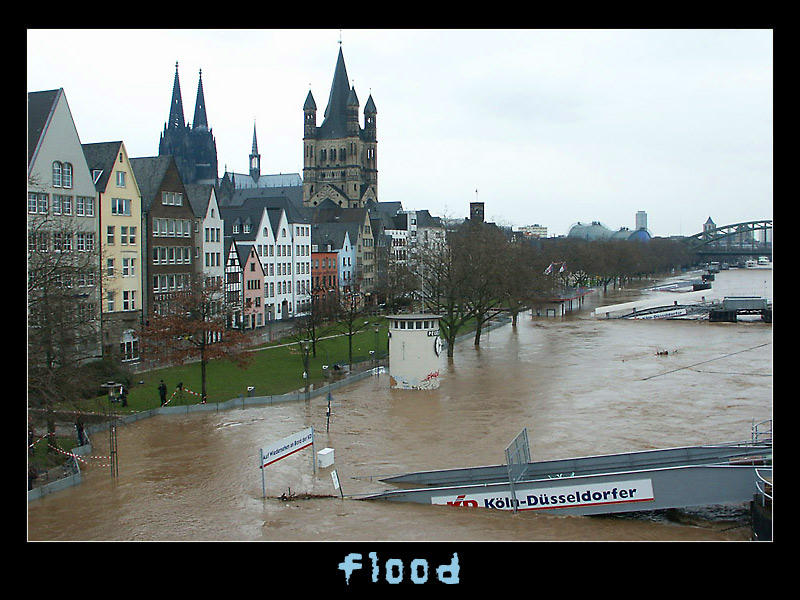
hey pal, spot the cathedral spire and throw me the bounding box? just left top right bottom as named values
left=251, top=121, right=258, bottom=155
left=168, top=61, right=185, bottom=129
left=193, top=68, right=208, bottom=129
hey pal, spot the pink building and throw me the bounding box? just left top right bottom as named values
left=240, top=243, right=266, bottom=329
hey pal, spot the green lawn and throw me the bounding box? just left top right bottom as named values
left=92, top=318, right=389, bottom=414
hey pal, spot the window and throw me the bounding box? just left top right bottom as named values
left=63, top=163, right=73, bottom=188
left=28, top=193, right=39, bottom=214
left=162, top=191, right=183, bottom=206
left=129, top=227, right=136, bottom=245
left=111, top=197, right=131, bottom=215
left=52, top=162, right=62, bottom=187
left=123, top=290, right=136, bottom=311
left=107, top=291, right=115, bottom=312
left=120, top=226, right=128, bottom=245
left=62, top=196, right=72, bottom=215
left=107, top=258, right=115, bottom=277
left=107, top=226, right=115, bottom=245
left=122, top=258, right=135, bottom=277
left=116, top=171, right=126, bottom=187
left=76, top=232, right=95, bottom=252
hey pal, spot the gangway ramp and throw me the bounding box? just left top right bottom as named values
left=359, top=442, right=772, bottom=517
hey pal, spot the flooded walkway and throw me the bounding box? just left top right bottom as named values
left=28, top=269, right=772, bottom=541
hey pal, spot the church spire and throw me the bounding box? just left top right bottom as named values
left=193, top=68, right=208, bottom=129
left=249, top=120, right=261, bottom=182
left=320, top=46, right=351, bottom=136
left=168, top=61, right=185, bottom=129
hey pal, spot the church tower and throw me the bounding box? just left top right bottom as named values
left=158, top=63, right=219, bottom=186
left=302, top=46, right=378, bottom=208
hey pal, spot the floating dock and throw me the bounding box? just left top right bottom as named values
left=359, top=442, right=772, bottom=516
left=593, top=290, right=712, bottom=319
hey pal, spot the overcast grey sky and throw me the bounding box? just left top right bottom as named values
left=27, top=28, right=772, bottom=237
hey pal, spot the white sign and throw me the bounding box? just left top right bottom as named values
left=260, top=427, right=314, bottom=468
left=431, top=479, right=655, bottom=512
left=629, top=308, right=687, bottom=320
left=331, top=469, right=341, bottom=490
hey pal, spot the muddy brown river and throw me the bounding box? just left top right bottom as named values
left=28, top=268, right=772, bottom=541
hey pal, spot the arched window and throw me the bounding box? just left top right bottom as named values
left=52, top=161, right=62, bottom=187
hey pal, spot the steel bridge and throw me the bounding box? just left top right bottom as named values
left=685, top=220, right=772, bottom=258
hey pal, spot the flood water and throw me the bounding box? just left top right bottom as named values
left=27, top=268, right=772, bottom=541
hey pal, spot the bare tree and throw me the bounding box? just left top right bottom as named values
left=454, top=221, right=508, bottom=347
left=332, top=286, right=371, bottom=369
left=137, top=275, right=252, bottom=402
left=414, top=234, right=473, bottom=358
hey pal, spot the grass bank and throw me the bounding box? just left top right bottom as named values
left=88, top=318, right=389, bottom=414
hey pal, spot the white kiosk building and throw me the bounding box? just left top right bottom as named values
left=387, top=314, right=444, bottom=389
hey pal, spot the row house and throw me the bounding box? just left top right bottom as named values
left=240, top=243, right=267, bottom=329
left=130, top=155, right=195, bottom=322
left=185, top=183, right=224, bottom=287
left=221, top=239, right=268, bottom=330
left=220, top=196, right=312, bottom=322
left=28, top=88, right=102, bottom=362
left=311, top=222, right=356, bottom=294
left=223, top=238, right=244, bottom=329
left=310, top=201, right=375, bottom=298
left=82, top=140, right=143, bottom=362
left=310, top=246, right=338, bottom=304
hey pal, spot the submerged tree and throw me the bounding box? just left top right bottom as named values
left=414, top=234, right=474, bottom=358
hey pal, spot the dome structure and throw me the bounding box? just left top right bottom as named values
left=567, top=221, right=613, bottom=241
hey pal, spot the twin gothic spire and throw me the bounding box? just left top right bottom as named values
left=166, top=61, right=208, bottom=131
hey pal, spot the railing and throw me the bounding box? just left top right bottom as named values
left=755, top=468, right=772, bottom=507
left=751, top=419, right=772, bottom=445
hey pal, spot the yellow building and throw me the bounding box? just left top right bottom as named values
left=82, top=140, right=144, bottom=363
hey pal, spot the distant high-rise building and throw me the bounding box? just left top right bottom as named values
left=636, top=211, right=647, bottom=231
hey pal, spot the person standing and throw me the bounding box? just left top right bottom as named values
left=158, top=380, right=167, bottom=406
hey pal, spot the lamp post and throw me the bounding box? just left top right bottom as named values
left=301, top=339, right=311, bottom=400
left=99, top=381, right=119, bottom=478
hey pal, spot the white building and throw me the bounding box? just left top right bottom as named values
left=387, top=314, right=443, bottom=389
left=185, top=184, right=224, bottom=288
left=28, top=88, right=102, bottom=360
left=636, top=211, right=647, bottom=231
left=221, top=199, right=311, bottom=321
left=516, top=224, right=548, bottom=238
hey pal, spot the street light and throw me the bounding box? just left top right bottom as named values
left=301, top=340, right=311, bottom=400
